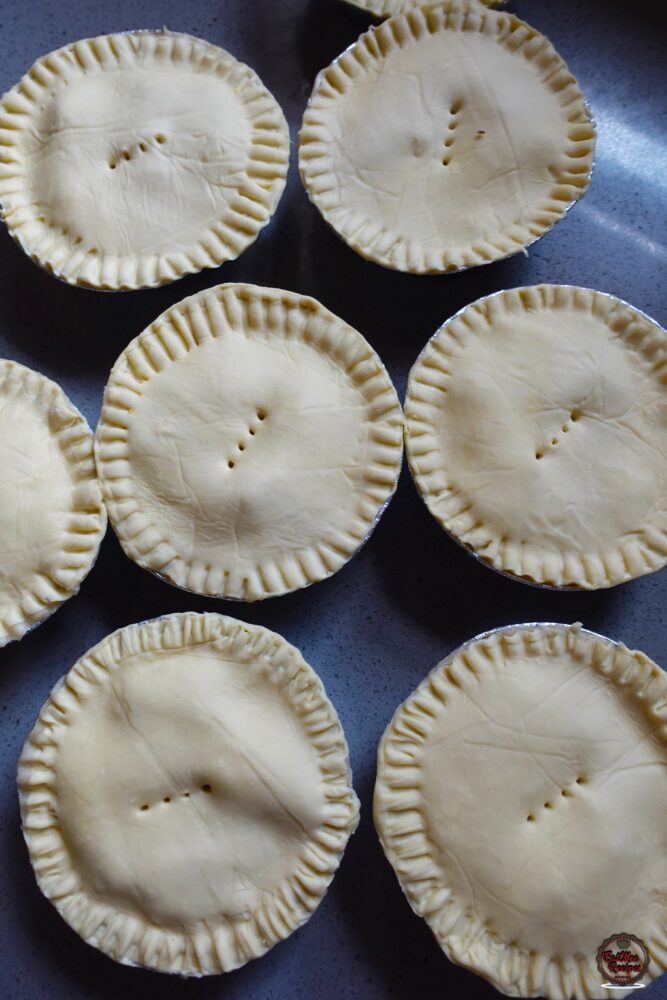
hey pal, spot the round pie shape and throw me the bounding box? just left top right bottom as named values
left=374, top=623, right=667, bottom=998
left=343, top=0, right=500, bottom=17
left=0, top=360, right=106, bottom=646
left=299, top=2, right=595, bottom=274
left=95, top=282, right=403, bottom=600
left=0, top=31, right=289, bottom=290
left=19, top=612, right=359, bottom=975
left=406, top=284, right=667, bottom=590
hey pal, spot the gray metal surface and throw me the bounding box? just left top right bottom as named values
left=0, top=0, right=665, bottom=997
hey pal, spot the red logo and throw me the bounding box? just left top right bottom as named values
left=596, top=934, right=649, bottom=987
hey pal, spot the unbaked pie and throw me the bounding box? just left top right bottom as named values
left=375, top=623, right=667, bottom=997
left=0, top=31, right=289, bottom=289
left=406, top=285, right=667, bottom=589
left=300, top=2, right=594, bottom=273
left=19, top=612, right=359, bottom=974
left=95, top=283, right=403, bottom=599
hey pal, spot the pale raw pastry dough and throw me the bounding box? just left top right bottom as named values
left=374, top=623, right=667, bottom=999
left=0, top=31, right=289, bottom=290
left=299, top=2, right=595, bottom=273
left=19, top=612, right=359, bottom=975
left=406, top=285, right=667, bottom=589
left=95, top=283, right=403, bottom=600
left=0, top=360, right=106, bottom=646
left=343, top=0, right=501, bottom=17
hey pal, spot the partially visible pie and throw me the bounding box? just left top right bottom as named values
left=0, top=360, right=106, bottom=646
left=343, top=0, right=501, bottom=16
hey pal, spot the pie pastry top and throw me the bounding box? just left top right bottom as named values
left=343, top=0, right=501, bottom=17
left=299, top=2, right=595, bottom=273
left=19, top=612, right=359, bottom=975
left=406, top=284, right=667, bottom=590
left=0, top=360, right=106, bottom=646
left=0, top=31, right=289, bottom=290
left=95, top=282, right=403, bottom=600
left=374, top=623, right=667, bottom=998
